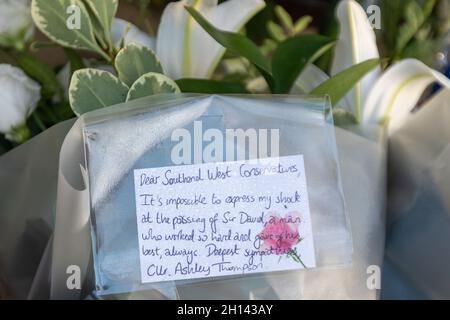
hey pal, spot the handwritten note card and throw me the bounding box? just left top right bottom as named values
left=133, top=155, right=316, bottom=284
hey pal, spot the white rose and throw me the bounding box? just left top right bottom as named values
left=0, top=64, right=41, bottom=143
left=0, top=0, right=34, bottom=50
left=111, top=18, right=156, bottom=51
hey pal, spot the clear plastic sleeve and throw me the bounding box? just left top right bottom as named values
left=81, top=94, right=352, bottom=298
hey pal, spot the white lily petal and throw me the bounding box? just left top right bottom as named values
left=111, top=18, right=155, bottom=50
left=156, top=0, right=265, bottom=79
left=156, top=1, right=188, bottom=79
left=363, top=59, right=450, bottom=133
left=331, top=0, right=380, bottom=120
left=190, top=0, right=265, bottom=78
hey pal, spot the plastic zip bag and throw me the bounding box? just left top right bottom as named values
left=80, top=94, right=352, bottom=298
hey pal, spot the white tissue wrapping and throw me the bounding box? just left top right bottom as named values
left=382, top=90, right=450, bottom=299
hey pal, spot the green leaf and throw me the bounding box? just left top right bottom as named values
left=126, top=72, right=180, bottom=102
left=176, top=79, right=249, bottom=94
left=115, top=43, right=164, bottom=87
left=17, top=54, right=61, bottom=99
left=267, top=21, right=286, bottom=42
left=275, top=5, right=293, bottom=30
left=272, top=35, right=334, bottom=93
left=401, top=37, right=437, bottom=65
left=310, top=58, right=380, bottom=106
left=31, top=0, right=108, bottom=60
left=69, top=68, right=129, bottom=116
left=293, top=16, right=313, bottom=34
left=185, top=6, right=274, bottom=90
left=83, top=0, right=118, bottom=46
left=380, top=0, right=407, bottom=54
left=395, top=0, right=437, bottom=56
left=396, top=1, right=423, bottom=53
left=422, top=0, right=437, bottom=18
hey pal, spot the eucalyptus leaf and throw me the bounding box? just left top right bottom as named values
left=310, top=59, right=380, bottom=106
left=176, top=79, right=249, bottom=94
left=31, top=0, right=108, bottom=60
left=17, top=54, right=61, bottom=99
left=69, top=68, right=129, bottom=116
left=83, top=0, right=118, bottom=46
left=185, top=6, right=274, bottom=90
left=115, top=43, right=164, bottom=87
left=126, top=72, right=180, bottom=101
left=272, top=35, right=334, bottom=94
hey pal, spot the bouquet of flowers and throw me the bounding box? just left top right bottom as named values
left=1, top=0, right=450, bottom=299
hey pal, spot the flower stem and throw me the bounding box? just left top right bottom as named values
left=288, top=249, right=308, bottom=269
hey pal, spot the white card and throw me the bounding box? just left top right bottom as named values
left=133, top=155, right=316, bottom=284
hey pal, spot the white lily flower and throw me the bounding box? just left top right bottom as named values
left=0, top=0, right=34, bottom=50
left=294, top=0, right=450, bottom=134
left=111, top=18, right=156, bottom=51
left=0, top=64, right=41, bottom=143
left=363, top=59, right=450, bottom=132
left=156, top=0, right=265, bottom=79
left=331, top=0, right=381, bottom=121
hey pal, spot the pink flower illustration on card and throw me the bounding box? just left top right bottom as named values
left=258, top=212, right=307, bottom=268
